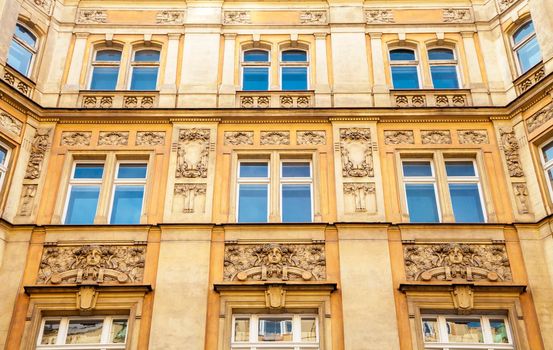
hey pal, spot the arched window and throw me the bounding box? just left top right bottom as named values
left=512, top=20, right=542, bottom=74
left=428, top=48, right=460, bottom=89
left=7, top=23, right=38, bottom=77
left=130, top=49, right=160, bottom=91
left=389, top=48, right=420, bottom=89
left=280, top=49, right=308, bottom=90
left=242, top=49, right=270, bottom=91
left=89, top=49, right=122, bottom=90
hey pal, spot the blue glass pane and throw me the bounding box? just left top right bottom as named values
left=403, top=162, right=432, bottom=177
left=130, top=67, right=158, bottom=90
left=243, top=67, right=269, bottom=91
left=110, top=185, right=144, bottom=224
left=65, top=186, right=100, bottom=224
left=90, top=67, right=119, bottom=90
left=74, top=164, right=104, bottom=179
left=282, top=67, right=308, bottom=90
left=282, top=162, right=310, bottom=177
left=134, top=50, right=160, bottom=62
left=543, top=141, right=553, bottom=162
left=240, top=162, right=268, bottom=178
left=513, top=21, right=535, bottom=45
left=117, top=164, right=147, bottom=179
left=449, top=183, right=484, bottom=222
left=282, top=185, right=312, bottom=222
left=7, top=41, right=32, bottom=76
left=431, top=66, right=459, bottom=89
left=445, top=161, right=475, bottom=177
left=391, top=66, right=419, bottom=89
left=517, top=38, right=542, bottom=73
left=406, top=184, right=439, bottom=222
left=238, top=184, right=268, bottom=222
left=244, top=50, right=269, bottom=62
left=282, top=50, right=307, bottom=62
left=490, top=320, right=509, bottom=344
left=15, top=24, right=36, bottom=47
left=428, top=48, right=455, bottom=60
left=0, top=147, right=7, bottom=165
left=95, top=50, right=122, bottom=62
left=390, top=49, right=415, bottom=61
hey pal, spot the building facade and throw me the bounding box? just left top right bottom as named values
left=0, top=0, right=552, bottom=349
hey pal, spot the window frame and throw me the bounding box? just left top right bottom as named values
left=401, top=159, right=442, bottom=223
left=236, top=160, right=271, bottom=223
left=389, top=48, right=421, bottom=89
left=539, top=137, right=553, bottom=201
left=62, top=161, right=105, bottom=225
left=444, top=158, right=487, bottom=223
left=0, top=141, right=11, bottom=191
left=427, top=47, right=461, bottom=89
left=279, top=159, right=314, bottom=222
left=279, top=49, right=310, bottom=91
left=241, top=49, right=271, bottom=91
left=107, top=161, right=148, bottom=225
left=128, top=48, right=161, bottom=91
left=8, top=22, right=38, bottom=77
left=511, top=20, right=542, bottom=75
left=88, top=48, right=123, bottom=90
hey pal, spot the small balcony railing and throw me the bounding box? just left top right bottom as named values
left=236, top=90, right=314, bottom=108
left=390, top=89, right=472, bottom=108
left=79, top=91, right=159, bottom=108
left=514, top=62, right=545, bottom=95
left=2, top=65, right=34, bottom=98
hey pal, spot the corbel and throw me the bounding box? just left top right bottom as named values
left=290, top=33, right=298, bottom=47
left=398, top=32, right=406, bottom=45
left=105, top=33, right=113, bottom=46
left=144, top=34, right=152, bottom=45
left=436, top=32, right=445, bottom=45
left=252, top=33, right=261, bottom=47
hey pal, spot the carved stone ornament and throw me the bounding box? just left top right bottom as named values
left=457, top=130, right=489, bottom=144
left=223, top=11, right=251, bottom=24
left=403, top=243, right=512, bottom=282
left=224, top=243, right=326, bottom=281
left=174, top=183, right=207, bottom=213
left=0, top=111, right=23, bottom=135
left=343, top=183, right=375, bottom=212
left=176, top=128, right=210, bottom=178
left=98, top=131, right=129, bottom=146
left=61, top=131, right=91, bottom=146
left=265, top=285, right=286, bottom=309
left=526, top=103, right=553, bottom=133
left=299, top=10, right=328, bottom=24
left=340, top=128, right=374, bottom=177
left=513, top=183, right=530, bottom=214
left=33, top=0, right=53, bottom=14
left=384, top=130, right=415, bottom=145
left=365, top=9, right=394, bottom=23
left=297, top=131, right=326, bottom=145
left=499, top=128, right=524, bottom=177
left=77, top=286, right=98, bottom=311
left=17, top=184, right=37, bottom=216
left=24, top=129, right=51, bottom=180
left=156, top=10, right=185, bottom=24
left=442, top=8, right=473, bottom=23
left=421, top=130, right=452, bottom=144
left=224, top=131, right=254, bottom=146
left=451, top=285, right=474, bottom=314
left=136, top=131, right=165, bottom=146
left=260, top=131, right=290, bottom=145
left=37, top=244, right=146, bottom=285
left=497, top=0, right=517, bottom=12
left=76, top=9, right=108, bottom=24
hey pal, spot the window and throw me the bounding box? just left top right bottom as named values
left=90, top=49, right=122, bottom=90
left=237, top=161, right=270, bottom=223
left=512, top=20, right=542, bottom=74
left=280, top=161, right=312, bottom=222
left=0, top=142, right=10, bottom=191
left=540, top=140, right=553, bottom=199
left=63, top=163, right=104, bottom=224
left=281, top=50, right=308, bottom=90
left=37, top=316, right=128, bottom=349
left=130, top=49, right=160, bottom=90
left=390, top=48, right=420, bottom=89
left=242, top=50, right=270, bottom=91
left=7, top=23, right=38, bottom=77
left=402, top=161, right=440, bottom=222
left=421, top=315, right=513, bottom=349
left=445, top=160, right=485, bottom=222
left=232, top=314, right=319, bottom=349
left=109, top=163, right=147, bottom=224
left=428, top=48, right=460, bottom=89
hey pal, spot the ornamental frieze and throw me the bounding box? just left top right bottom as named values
left=340, top=128, right=374, bottom=177
left=136, top=131, right=165, bottom=146
left=297, top=131, right=326, bottom=145
left=156, top=10, right=186, bottom=24
left=384, top=130, right=414, bottom=145
left=223, top=11, right=251, bottom=24
left=421, top=130, right=452, bottom=144
left=98, top=131, right=129, bottom=146
left=403, top=243, right=512, bottom=282
left=24, top=129, right=51, bottom=180
left=261, top=131, right=290, bottom=145
left=76, top=9, right=107, bottom=24
left=526, top=103, right=553, bottom=133
left=299, top=10, right=328, bottom=24
left=176, top=128, right=210, bottom=178
left=442, top=8, right=472, bottom=23
left=224, top=243, right=326, bottom=281
left=457, top=130, right=489, bottom=144
left=365, top=9, right=394, bottom=23
left=0, top=111, right=23, bottom=136
left=224, top=131, right=254, bottom=146
left=499, top=128, right=524, bottom=177
left=61, top=131, right=91, bottom=146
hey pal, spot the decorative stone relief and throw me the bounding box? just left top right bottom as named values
left=516, top=66, right=545, bottom=94
left=98, top=131, right=129, bottom=146
left=457, top=130, right=489, bottom=144
left=77, top=286, right=98, bottom=311
left=123, top=96, right=155, bottom=108
left=395, top=95, right=427, bottom=107
left=435, top=94, right=467, bottom=107
left=223, top=11, right=251, bottom=24
left=224, top=131, right=254, bottom=146
left=513, top=183, right=530, bottom=214
left=421, top=130, right=452, bottom=144
left=37, top=244, right=146, bottom=285
left=0, top=111, right=23, bottom=135
left=17, top=184, right=37, bottom=216
left=61, top=132, right=91, bottom=146
left=403, top=243, right=512, bottom=282
left=297, top=131, right=326, bottom=145
left=24, top=129, right=51, bottom=180
left=526, top=103, right=553, bottom=133
left=343, top=183, right=376, bottom=213
left=280, top=95, right=311, bottom=108
left=442, top=8, right=473, bottom=23
left=82, top=96, right=113, bottom=108
left=33, top=0, right=53, bottom=14
left=241, top=95, right=271, bottom=108
left=499, top=128, right=524, bottom=177
left=384, top=130, right=414, bottom=145
left=174, top=184, right=207, bottom=213
left=365, top=9, right=394, bottom=23
left=261, top=131, right=290, bottom=145
left=3, top=70, right=33, bottom=97
left=299, top=10, right=328, bottom=24
left=156, top=10, right=185, bottom=24
left=265, top=285, right=286, bottom=309
left=497, top=0, right=517, bottom=12
left=340, top=128, right=374, bottom=177
left=77, top=9, right=108, bottom=24
left=224, top=243, right=326, bottom=281
left=176, top=128, right=210, bottom=178
left=452, top=285, right=474, bottom=314
left=136, top=131, right=165, bottom=146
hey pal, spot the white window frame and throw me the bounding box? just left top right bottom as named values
left=512, top=20, right=542, bottom=75
left=279, top=49, right=310, bottom=91
left=88, top=48, right=122, bottom=90
left=539, top=138, right=553, bottom=200
left=389, top=48, right=421, bottom=89
left=62, top=161, right=105, bottom=224
left=241, top=49, right=271, bottom=91
left=427, top=47, right=461, bottom=89
left=108, top=161, right=148, bottom=224
left=128, top=49, right=161, bottom=91
left=402, top=159, right=442, bottom=222
left=445, top=159, right=487, bottom=222
left=279, top=160, right=313, bottom=222
left=236, top=160, right=271, bottom=223
left=0, top=141, right=11, bottom=191
left=9, top=22, right=38, bottom=77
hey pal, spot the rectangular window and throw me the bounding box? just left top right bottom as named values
left=64, top=163, right=104, bottom=224
left=391, top=66, right=420, bottom=89
left=90, top=67, right=119, bottom=90
left=445, top=160, right=485, bottom=222
left=237, top=162, right=269, bottom=223
left=130, top=67, right=158, bottom=90
left=280, top=161, right=312, bottom=222
left=110, top=163, right=147, bottom=224
left=243, top=67, right=269, bottom=91
left=402, top=161, right=440, bottom=222
left=430, top=66, right=459, bottom=89
left=282, top=67, right=308, bottom=90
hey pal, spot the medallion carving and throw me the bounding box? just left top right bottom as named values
left=61, top=132, right=91, bottom=146
left=176, top=128, right=210, bottom=178
left=297, top=131, right=326, bottom=145
left=299, top=11, right=328, bottom=24
left=442, top=8, right=472, bottom=23
left=17, top=184, right=37, bottom=216
left=343, top=183, right=375, bottom=213
left=174, top=183, right=207, bottom=213
left=156, top=10, right=185, bottom=24
left=421, top=130, right=452, bottom=144
left=526, top=103, right=553, bottom=133
left=340, top=128, right=374, bottom=177
left=98, top=131, right=129, bottom=146
left=224, top=131, right=254, bottom=146
left=457, top=130, right=489, bottom=144
left=136, top=131, right=165, bottom=146
left=0, top=111, right=23, bottom=135
left=223, top=11, right=251, bottom=24
left=499, top=128, right=524, bottom=177
left=260, top=131, right=290, bottom=145
left=384, top=130, right=414, bottom=145
left=77, top=9, right=108, bottom=24
left=365, top=9, right=394, bottom=23
left=25, top=129, right=51, bottom=180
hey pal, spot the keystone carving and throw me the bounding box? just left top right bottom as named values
left=61, top=132, right=91, bottom=146
left=499, top=128, right=524, bottom=177
left=343, top=183, right=375, bottom=212
left=384, top=130, right=414, bottom=145
left=223, top=11, right=251, bottom=24
left=421, top=130, right=452, bottom=144
left=526, top=103, right=553, bottom=133
left=224, top=243, right=326, bottom=281
left=452, top=285, right=474, bottom=314
left=457, top=130, right=489, bottom=144
left=261, top=131, right=290, bottom=145
left=174, top=183, right=207, bottom=213
left=24, top=129, right=51, bottom=180
left=0, top=111, right=23, bottom=135
left=77, top=9, right=107, bottom=24
left=513, top=183, right=530, bottom=214
left=156, top=10, right=185, bottom=24
left=98, top=131, right=129, bottom=146
left=443, top=8, right=473, bottom=23
left=403, top=243, right=512, bottom=282
left=299, top=11, right=328, bottom=24
left=340, top=128, right=374, bottom=177
left=365, top=9, right=394, bottom=23
left=297, top=131, right=326, bottom=145
left=176, top=128, right=210, bottom=178
left=37, top=244, right=146, bottom=285
left=224, top=131, right=254, bottom=146
left=17, top=184, right=37, bottom=216
left=136, top=131, right=165, bottom=146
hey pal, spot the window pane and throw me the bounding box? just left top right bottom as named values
left=449, top=183, right=484, bottom=223
left=110, top=185, right=144, bottom=224
left=243, top=67, right=269, bottom=90
left=238, top=184, right=268, bottom=222
left=0, top=147, right=7, bottom=165
left=513, top=21, right=535, bottom=44
left=258, top=318, right=293, bottom=341
left=430, top=66, right=459, bottom=89
left=134, top=50, right=160, bottom=62
left=445, top=161, right=475, bottom=177
left=517, top=37, right=542, bottom=73
left=390, top=49, right=415, bottom=61
left=240, top=162, right=268, bottom=178
left=40, top=320, right=60, bottom=345
left=391, top=66, right=419, bottom=89
left=74, top=164, right=104, bottom=179
left=282, top=162, right=310, bottom=177
left=130, top=67, right=159, bottom=90
left=422, top=318, right=439, bottom=342
left=490, top=319, right=509, bottom=344
left=403, top=161, right=432, bottom=177
left=428, top=48, right=455, bottom=60
left=282, top=50, right=307, bottom=62
left=406, top=184, right=439, bottom=222
left=117, top=163, right=147, bottom=179
left=111, top=319, right=128, bottom=343
left=15, top=24, right=37, bottom=47
left=544, top=141, right=553, bottom=162
left=282, top=67, right=308, bottom=90
left=7, top=40, right=32, bottom=76
left=90, top=67, right=119, bottom=90
left=244, top=50, right=269, bottom=62
left=301, top=318, right=317, bottom=342
left=65, top=319, right=103, bottom=344
left=446, top=319, right=483, bottom=343
left=95, top=50, right=122, bottom=62
left=234, top=318, right=250, bottom=342
left=65, top=186, right=100, bottom=224
left=282, top=184, right=312, bottom=222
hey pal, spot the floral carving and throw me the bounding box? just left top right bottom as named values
left=17, top=184, right=37, bottom=216
left=174, top=184, right=207, bottom=213
left=156, top=10, right=185, bottom=24
left=443, top=8, right=473, bottom=23
left=136, top=131, right=165, bottom=146
left=497, top=0, right=517, bottom=12
left=176, top=128, right=210, bottom=178
left=297, top=131, right=326, bottom=145
left=513, top=183, right=530, bottom=214
left=61, top=132, right=92, bottom=146
left=404, top=243, right=512, bottom=282
left=343, top=183, right=375, bottom=212
left=365, top=9, right=394, bottom=23
left=37, top=244, right=146, bottom=285
left=499, top=128, right=524, bottom=177
left=224, top=131, right=254, bottom=146
left=33, top=0, right=53, bottom=14
left=526, top=103, right=553, bottom=133
left=299, top=11, right=328, bottom=24
left=261, top=131, right=290, bottom=145
left=280, top=96, right=294, bottom=108
left=257, top=96, right=270, bottom=108
left=223, top=11, right=251, bottom=24
left=25, top=129, right=51, bottom=180
left=224, top=243, right=326, bottom=281
left=0, top=111, right=23, bottom=135
left=77, top=9, right=108, bottom=24
left=384, top=130, right=414, bottom=145
left=421, top=130, right=452, bottom=144
left=457, top=130, right=489, bottom=144
left=340, top=128, right=373, bottom=177
left=98, top=131, right=129, bottom=146
left=3, top=70, right=33, bottom=97
left=124, top=96, right=138, bottom=108
left=516, top=66, right=545, bottom=94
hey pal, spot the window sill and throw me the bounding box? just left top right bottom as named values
left=390, top=88, right=472, bottom=107
left=513, top=61, right=545, bottom=95
left=78, top=90, right=159, bottom=108
left=236, top=90, right=314, bottom=108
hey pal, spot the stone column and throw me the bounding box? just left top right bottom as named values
left=314, top=33, right=331, bottom=107
left=159, top=33, right=181, bottom=107
left=60, top=33, right=89, bottom=107
left=461, top=31, right=489, bottom=106
left=528, top=0, right=553, bottom=74
left=218, top=33, right=237, bottom=108
left=369, top=32, right=390, bottom=107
